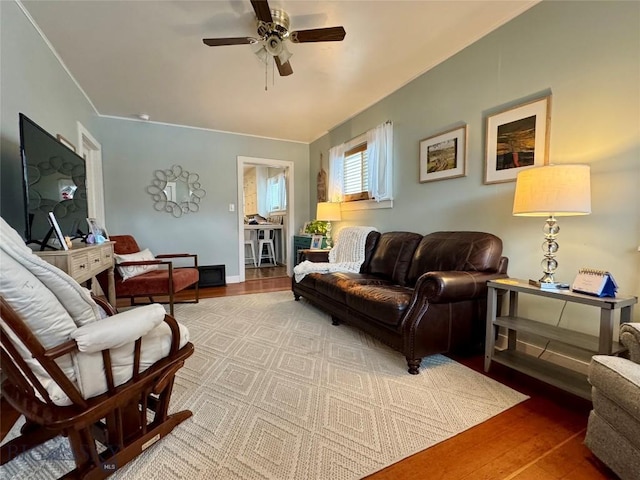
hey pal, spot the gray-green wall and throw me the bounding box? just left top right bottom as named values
left=1, top=0, right=98, bottom=232
left=96, top=117, right=308, bottom=272
left=310, top=0, right=640, bottom=328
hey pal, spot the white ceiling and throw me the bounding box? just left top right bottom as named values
left=20, top=0, right=539, bottom=143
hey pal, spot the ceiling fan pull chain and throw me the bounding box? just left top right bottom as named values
left=264, top=57, right=268, bottom=91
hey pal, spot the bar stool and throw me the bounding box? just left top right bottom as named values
left=257, top=228, right=277, bottom=267
left=244, top=229, right=257, bottom=267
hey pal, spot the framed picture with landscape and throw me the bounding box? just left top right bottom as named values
left=419, top=125, right=467, bottom=183
left=484, top=95, right=551, bottom=184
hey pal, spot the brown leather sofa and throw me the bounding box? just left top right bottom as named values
left=292, top=231, right=508, bottom=374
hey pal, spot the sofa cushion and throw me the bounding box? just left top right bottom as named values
left=368, top=232, right=422, bottom=286
left=407, top=231, right=503, bottom=285
left=345, top=284, right=413, bottom=327
left=313, top=272, right=395, bottom=304
left=360, top=231, right=381, bottom=273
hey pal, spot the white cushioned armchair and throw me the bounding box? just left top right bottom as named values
left=0, top=217, right=194, bottom=478
left=585, top=322, right=640, bottom=480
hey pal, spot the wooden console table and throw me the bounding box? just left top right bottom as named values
left=484, top=278, right=637, bottom=399
left=35, top=242, right=116, bottom=306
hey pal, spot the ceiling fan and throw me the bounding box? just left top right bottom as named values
left=202, top=0, right=346, bottom=77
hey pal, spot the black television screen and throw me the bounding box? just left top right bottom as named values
left=19, top=113, right=88, bottom=248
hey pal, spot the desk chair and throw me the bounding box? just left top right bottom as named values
left=257, top=228, right=277, bottom=267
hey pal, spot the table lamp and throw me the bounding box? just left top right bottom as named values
left=316, top=202, right=342, bottom=248
left=512, top=164, right=591, bottom=285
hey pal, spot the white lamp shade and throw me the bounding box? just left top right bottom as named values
left=512, top=164, right=591, bottom=217
left=316, top=202, right=342, bottom=221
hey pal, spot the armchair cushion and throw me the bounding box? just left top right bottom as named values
left=115, top=248, right=159, bottom=280
left=74, top=319, right=189, bottom=402
left=71, top=304, right=166, bottom=353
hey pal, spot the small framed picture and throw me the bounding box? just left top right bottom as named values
left=310, top=234, right=323, bottom=250
left=56, top=134, right=76, bottom=153
left=47, top=212, right=68, bottom=250
left=86, top=218, right=109, bottom=240
left=484, top=95, right=551, bottom=184
left=419, top=125, right=467, bottom=183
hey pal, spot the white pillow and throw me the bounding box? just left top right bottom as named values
left=115, top=248, right=159, bottom=280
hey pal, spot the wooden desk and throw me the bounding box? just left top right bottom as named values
left=244, top=225, right=285, bottom=265
left=35, top=242, right=116, bottom=306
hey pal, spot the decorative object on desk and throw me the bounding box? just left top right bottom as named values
left=86, top=217, right=108, bottom=242
left=419, top=124, right=467, bottom=183
left=572, top=268, right=618, bottom=297
left=47, top=212, right=68, bottom=250
left=310, top=234, right=323, bottom=250
left=513, top=164, right=591, bottom=284
left=56, top=133, right=76, bottom=152
left=485, top=95, right=551, bottom=184
left=146, top=165, right=206, bottom=217
left=315, top=201, right=341, bottom=248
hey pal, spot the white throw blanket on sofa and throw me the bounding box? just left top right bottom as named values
left=293, top=226, right=377, bottom=282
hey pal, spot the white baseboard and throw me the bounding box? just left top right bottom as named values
left=226, top=275, right=241, bottom=284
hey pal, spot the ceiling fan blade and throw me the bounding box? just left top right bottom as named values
left=203, top=37, right=256, bottom=47
left=290, top=26, right=346, bottom=43
left=250, top=0, right=273, bottom=23
left=274, top=56, right=293, bottom=77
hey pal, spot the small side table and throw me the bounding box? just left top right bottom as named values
left=484, top=278, right=637, bottom=399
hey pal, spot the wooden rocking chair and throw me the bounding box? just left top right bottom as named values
left=0, top=216, right=194, bottom=479
left=0, top=295, right=194, bottom=479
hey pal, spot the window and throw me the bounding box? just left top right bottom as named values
left=266, top=173, right=287, bottom=212
left=328, top=121, right=393, bottom=208
left=343, top=143, right=369, bottom=202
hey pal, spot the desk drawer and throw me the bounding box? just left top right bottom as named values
left=100, top=244, right=114, bottom=268
left=87, top=249, right=103, bottom=275
left=69, top=252, right=91, bottom=282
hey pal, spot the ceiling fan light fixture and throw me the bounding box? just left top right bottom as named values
left=254, top=45, right=269, bottom=64
left=278, top=44, right=292, bottom=64
left=265, top=34, right=283, bottom=56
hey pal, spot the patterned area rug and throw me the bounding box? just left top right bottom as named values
left=2, top=291, right=527, bottom=479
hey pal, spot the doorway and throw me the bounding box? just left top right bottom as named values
left=237, top=156, right=294, bottom=283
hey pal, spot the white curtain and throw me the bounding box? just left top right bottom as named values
left=266, top=173, right=287, bottom=212
left=327, top=143, right=345, bottom=203
left=366, top=122, right=393, bottom=201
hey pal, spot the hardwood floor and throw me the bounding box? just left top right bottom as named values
left=1, top=276, right=618, bottom=479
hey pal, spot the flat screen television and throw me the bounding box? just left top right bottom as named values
left=19, top=113, right=88, bottom=249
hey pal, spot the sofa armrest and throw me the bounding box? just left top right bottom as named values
left=414, top=270, right=508, bottom=303
left=621, top=323, right=640, bottom=364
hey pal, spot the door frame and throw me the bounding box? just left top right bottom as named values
left=76, top=122, right=105, bottom=227
left=237, top=156, right=294, bottom=282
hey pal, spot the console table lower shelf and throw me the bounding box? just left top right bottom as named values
left=484, top=278, right=637, bottom=400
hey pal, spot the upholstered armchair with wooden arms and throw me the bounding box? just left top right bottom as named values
left=98, top=235, right=199, bottom=316
left=0, top=218, right=194, bottom=479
